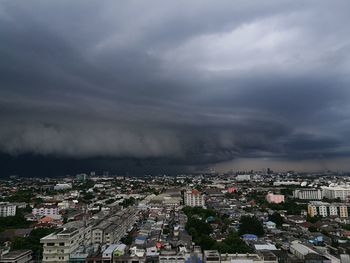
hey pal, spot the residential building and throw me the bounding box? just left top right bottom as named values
left=113, top=244, right=126, bottom=257
left=293, top=189, right=323, bottom=200
left=40, top=221, right=92, bottom=263
left=290, top=243, right=329, bottom=262
left=0, top=203, right=16, bottom=217
left=236, top=174, right=251, bottom=181
left=308, top=201, right=350, bottom=218
left=265, top=221, right=276, bottom=229
left=227, top=187, right=237, bottom=193
left=54, top=184, right=73, bottom=191
left=0, top=250, right=32, bottom=263
left=184, top=190, right=205, bottom=207
left=266, top=193, right=285, bottom=204
left=76, top=174, right=88, bottom=182
left=340, top=254, right=350, bottom=263
left=322, top=185, right=350, bottom=201
left=12, top=202, right=27, bottom=209
left=32, top=204, right=59, bottom=216
left=222, top=252, right=277, bottom=263
left=159, top=253, right=186, bottom=263
left=203, top=250, right=220, bottom=263
left=203, top=250, right=278, bottom=263
left=92, top=223, right=118, bottom=245
left=102, top=244, right=119, bottom=261
left=92, top=207, right=139, bottom=245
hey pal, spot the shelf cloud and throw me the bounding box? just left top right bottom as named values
left=1, top=1, right=350, bottom=170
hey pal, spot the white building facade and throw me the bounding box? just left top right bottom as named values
left=293, top=189, right=323, bottom=200
left=0, top=203, right=16, bottom=217
left=41, top=222, right=92, bottom=263
left=322, top=185, right=350, bottom=200
left=184, top=190, right=205, bottom=207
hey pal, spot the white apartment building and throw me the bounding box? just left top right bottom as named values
left=203, top=250, right=278, bottom=263
left=322, top=185, right=350, bottom=200
left=0, top=250, right=32, bottom=263
left=293, top=189, right=323, bottom=200
left=41, top=221, right=92, bottom=263
left=308, top=201, right=349, bottom=218
left=54, top=183, right=72, bottom=191
left=159, top=254, right=186, bottom=263
left=32, top=204, right=59, bottom=216
left=236, top=174, right=251, bottom=182
left=0, top=203, right=16, bottom=217
left=184, top=190, right=205, bottom=207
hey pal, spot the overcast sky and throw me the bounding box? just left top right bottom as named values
left=1, top=1, right=350, bottom=172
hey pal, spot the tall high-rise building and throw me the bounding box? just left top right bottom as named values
left=184, top=189, right=205, bottom=207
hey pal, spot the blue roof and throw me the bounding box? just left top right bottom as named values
left=241, top=234, right=257, bottom=238
left=103, top=244, right=119, bottom=254
left=206, top=216, right=215, bottom=222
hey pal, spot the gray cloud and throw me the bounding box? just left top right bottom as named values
left=1, top=0, right=350, bottom=166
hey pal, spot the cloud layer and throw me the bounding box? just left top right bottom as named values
left=1, top=0, right=350, bottom=165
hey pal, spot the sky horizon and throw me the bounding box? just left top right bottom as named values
left=1, top=1, right=350, bottom=176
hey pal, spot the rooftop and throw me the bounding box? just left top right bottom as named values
left=103, top=244, right=119, bottom=255
left=290, top=243, right=318, bottom=256
left=0, top=250, right=31, bottom=260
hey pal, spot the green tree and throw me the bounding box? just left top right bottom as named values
left=306, top=215, right=322, bottom=223
left=121, top=197, right=136, bottom=208
left=214, top=242, right=231, bottom=253
left=197, top=235, right=216, bottom=250
left=222, top=231, right=252, bottom=253
left=268, top=212, right=284, bottom=227
left=183, top=206, right=252, bottom=253
left=4, top=190, right=33, bottom=203
left=308, top=226, right=318, bottom=232
left=83, top=192, right=94, bottom=200
left=0, top=210, right=31, bottom=231
left=185, top=217, right=213, bottom=237
left=238, top=216, right=264, bottom=237
left=105, top=198, right=115, bottom=204
left=183, top=207, right=216, bottom=251
left=121, top=234, right=133, bottom=245
left=12, top=228, right=55, bottom=256
left=182, top=206, right=216, bottom=219
left=268, top=200, right=306, bottom=215
left=341, top=224, right=350, bottom=230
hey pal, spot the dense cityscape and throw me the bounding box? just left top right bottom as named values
left=0, top=171, right=349, bottom=263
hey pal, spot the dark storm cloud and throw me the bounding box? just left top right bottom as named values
left=1, top=0, right=350, bottom=165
